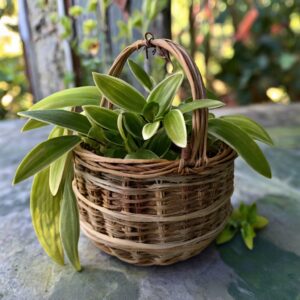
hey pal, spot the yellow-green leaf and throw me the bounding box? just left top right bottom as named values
left=18, top=110, right=91, bottom=135
left=163, top=109, right=187, bottom=148
left=221, top=115, right=273, bottom=145
left=147, top=72, right=183, bottom=116
left=216, top=224, right=238, bottom=245
left=93, top=73, right=146, bottom=113
left=30, top=168, right=64, bottom=265
left=48, top=127, right=68, bottom=196
left=123, top=112, right=145, bottom=139
left=208, top=118, right=272, bottom=178
left=83, top=105, right=118, bottom=131
left=241, top=223, right=256, bottom=250
left=142, top=121, right=160, bottom=140
left=13, top=136, right=81, bottom=184
left=21, top=119, right=48, bottom=132
left=60, top=156, right=81, bottom=271
left=178, top=99, right=225, bottom=114
left=253, top=216, right=269, bottom=229
left=128, top=59, right=153, bottom=92
left=29, top=86, right=101, bottom=110
left=142, top=102, right=159, bottom=122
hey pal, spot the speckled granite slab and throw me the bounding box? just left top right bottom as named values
left=1, top=104, right=299, bottom=300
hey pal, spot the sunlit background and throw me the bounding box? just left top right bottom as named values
left=0, top=0, right=299, bottom=119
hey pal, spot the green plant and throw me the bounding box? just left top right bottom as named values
left=216, top=202, right=269, bottom=250
left=13, top=59, right=273, bottom=270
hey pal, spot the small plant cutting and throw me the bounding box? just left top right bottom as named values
left=216, top=203, right=269, bottom=249
left=14, top=36, right=273, bottom=270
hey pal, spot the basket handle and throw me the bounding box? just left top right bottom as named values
left=101, top=34, right=208, bottom=166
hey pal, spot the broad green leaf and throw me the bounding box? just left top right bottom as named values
left=29, top=86, right=101, bottom=110
left=142, top=121, right=160, bottom=140
left=13, top=136, right=81, bottom=184
left=147, top=129, right=171, bottom=157
left=147, top=72, right=183, bottom=116
left=49, top=127, right=68, bottom=196
left=87, top=124, right=106, bottom=144
left=127, top=134, right=139, bottom=152
left=18, top=110, right=91, bottom=135
left=163, top=109, right=187, bottom=148
left=93, top=73, right=146, bottom=113
left=253, top=216, right=269, bottom=229
left=142, top=102, right=159, bottom=122
left=178, top=99, right=225, bottom=114
left=30, top=168, right=64, bottom=265
left=241, top=223, right=256, bottom=250
left=22, top=119, right=48, bottom=132
left=216, top=224, right=238, bottom=245
left=128, top=59, right=153, bottom=92
left=123, top=112, right=145, bottom=139
left=208, top=118, right=272, bottom=178
left=60, top=156, right=81, bottom=271
left=83, top=105, right=118, bottom=131
left=221, top=114, right=273, bottom=145
left=125, top=149, right=159, bottom=159
left=104, top=131, right=124, bottom=146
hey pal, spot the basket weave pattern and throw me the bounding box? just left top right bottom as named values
left=73, top=36, right=236, bottom=265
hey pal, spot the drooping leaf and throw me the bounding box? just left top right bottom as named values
left=30, top=168, right=64, bottom=265
left=142, top=102, right=159, bottom=122
left=163, top=109, right=187, bottom=148
left=18, top=110, right=91, bottom=135
left=221, top=114, right=273, bottom=145
left=22, top=119, right=48, bottom=132
left=123, top=112, right=145, bottom=139
left=178, top=99, right=225, bottom=114
left=216, top=224, right=238, bottom=245
left=13, top=136, right=81, bottom=184
left=128, top=59, right=153, bottom=92
left=147, top=72, right=183, bottom=116
left=93, top=73, right=146, bottom=113
left=208, top=118, right=272, bottom=178
left=29, top=86, right=101, bottom=110
left=83, top=105, right=118, bottom=131
left=48, top=127, right=68, bottom=196
left=142, top=121, right=160, bottom=140
left=60, top=156, right=81, bottom=271
left=147, top=129, right=171, bottom=157
left=241, top=223, right=256, bottom=250
left=125, top=149, right=159, bottom=159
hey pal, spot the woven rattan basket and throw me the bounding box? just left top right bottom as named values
left=73, top=36, right=236, bottom=266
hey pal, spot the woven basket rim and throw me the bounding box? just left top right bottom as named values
left=73, top=143, right=236, bottom=165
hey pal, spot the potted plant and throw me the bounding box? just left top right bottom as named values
left=13, top=36, right=272, bottom=270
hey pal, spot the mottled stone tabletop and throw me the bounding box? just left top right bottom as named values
left=1, top=104, right=300, bottom=300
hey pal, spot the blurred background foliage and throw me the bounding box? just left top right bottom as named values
left=0, top=0, right=299, bottom=119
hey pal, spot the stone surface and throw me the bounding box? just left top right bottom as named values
left=0, top=104, right=300, bottom=300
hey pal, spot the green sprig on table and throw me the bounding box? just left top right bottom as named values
left=216, top=203, right=269, bottom=250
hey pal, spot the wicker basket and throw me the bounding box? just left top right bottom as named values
left=72, top=36, right=236, bottom=266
